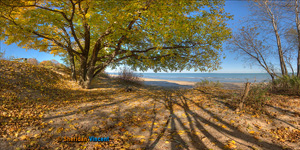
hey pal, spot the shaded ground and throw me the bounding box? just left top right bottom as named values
left=144, top=81, right=194, bottom=89
left=1, top=60, right=300, bottom=150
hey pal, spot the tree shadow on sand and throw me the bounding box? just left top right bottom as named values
left=7, top=85, right=288, bottom=149
left=144, top=89, right=283, bottom=150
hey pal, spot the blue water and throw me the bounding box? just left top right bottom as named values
left=108, top=73, right=272, bottom=83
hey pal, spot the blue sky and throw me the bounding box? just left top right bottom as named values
left=0, top=1, right=274, bottom=73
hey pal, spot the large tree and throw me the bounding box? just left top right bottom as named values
left=0, top=0, right=231, bottom=88
left=288, top=0, right=300, bottom=77
left=275, top=0, right=300, bottom=77
left=250, top=0, right=289, bottom=76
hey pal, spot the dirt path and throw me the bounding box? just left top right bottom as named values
left=1, top=77, right=299, bottom=149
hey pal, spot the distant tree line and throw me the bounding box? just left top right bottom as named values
left=0, top=52, right=64, bottom=69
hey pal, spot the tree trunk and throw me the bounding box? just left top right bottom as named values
left=79, top=58, right=88, bottom=88
left=270, top=74, right=275, bottom=82
left=273, top=23, right=288, bottom=76
left=78, top=58, right=95, bottom=89
left=236, top=82, right=251, bottom=112
left=296, top=0, right=300, bottom=77
left=68, top=52, right=77, bottom=81
left=265, top=1, right=288, bottom=76
left=80, top=70, right=93, bottom=89
left=264, top=66, right=276, bottom=82
left=287, top=60, right=295, bottom=76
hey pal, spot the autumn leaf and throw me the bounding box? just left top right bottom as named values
left=20, top=135, right=28, bottom=141
left=224, top=140, right=237, bottom=149
left=222, top=125, right=228, bottom=129
left=56, top=127, right=64, bottom=133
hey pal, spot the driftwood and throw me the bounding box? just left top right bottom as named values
left=236, top=82, right=251, bottom=112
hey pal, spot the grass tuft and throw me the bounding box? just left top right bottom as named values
left=271, top=75, right=300, bottom=96
left=194, top=79, right=223, bottom=88
left=244, top=83, right=270, bottom=112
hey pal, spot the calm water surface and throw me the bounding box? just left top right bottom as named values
left=108, top=73, right=272, bottom=83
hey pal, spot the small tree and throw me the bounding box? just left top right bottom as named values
left=228, top=26, right=278, bottom=81
left=50, top=59, right=60, bottom=67
left=250, top=0, right=289, bottom=76
left=27, top=58, right=39, bottom=65
left=292, top=0, right=300, bottom=77
left=0, top=49, right=5, bottom=59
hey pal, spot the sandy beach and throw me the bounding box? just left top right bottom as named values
left=110, top=75, right=245, bottom=90
left=141, top=77, right=245, bottom=90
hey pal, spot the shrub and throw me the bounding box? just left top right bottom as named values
left=243, top=84, right=270, bottom=112
left=194, top=79, right=223, bottom=88
left=228, top=83, right=270, bottom=113
left=27, top=58, right=39, bottom=65
left=116, top=68, right=143, bottom=86
left=0, top=49, right=5, bottom=59
left=271, top=75, right=300, bottom=95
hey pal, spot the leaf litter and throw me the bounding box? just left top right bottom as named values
left=1, top=60, right=300, bottom=149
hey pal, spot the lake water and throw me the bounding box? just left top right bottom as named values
left=108, top=73, right=272, bottom=83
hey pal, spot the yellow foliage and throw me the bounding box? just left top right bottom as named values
left=224, top=140, right=237, bottom=149
left=20, top=135, right=28, bottom=141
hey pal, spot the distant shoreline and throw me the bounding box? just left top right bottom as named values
left=109, top=74, right=247, bottom=90
left=107, top=72, right=273, bottom=74
left=107, top=72, right=272, bottom=83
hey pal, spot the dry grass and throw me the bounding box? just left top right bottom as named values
left=194, top=79, right=223, bottom=88
left=115, top=68, right=143, bottom=86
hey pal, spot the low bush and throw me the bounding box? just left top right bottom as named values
left=228, top=83, right=270, bottom=113
left=271, top=75, right=300, bottom=96
left=0, top=49, right=5, bottom=59
left=116, top=68, right=143, bottom=86
left=194, top=79, right=223, bottom=88
left=243, top=83, right=270, bottom=112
